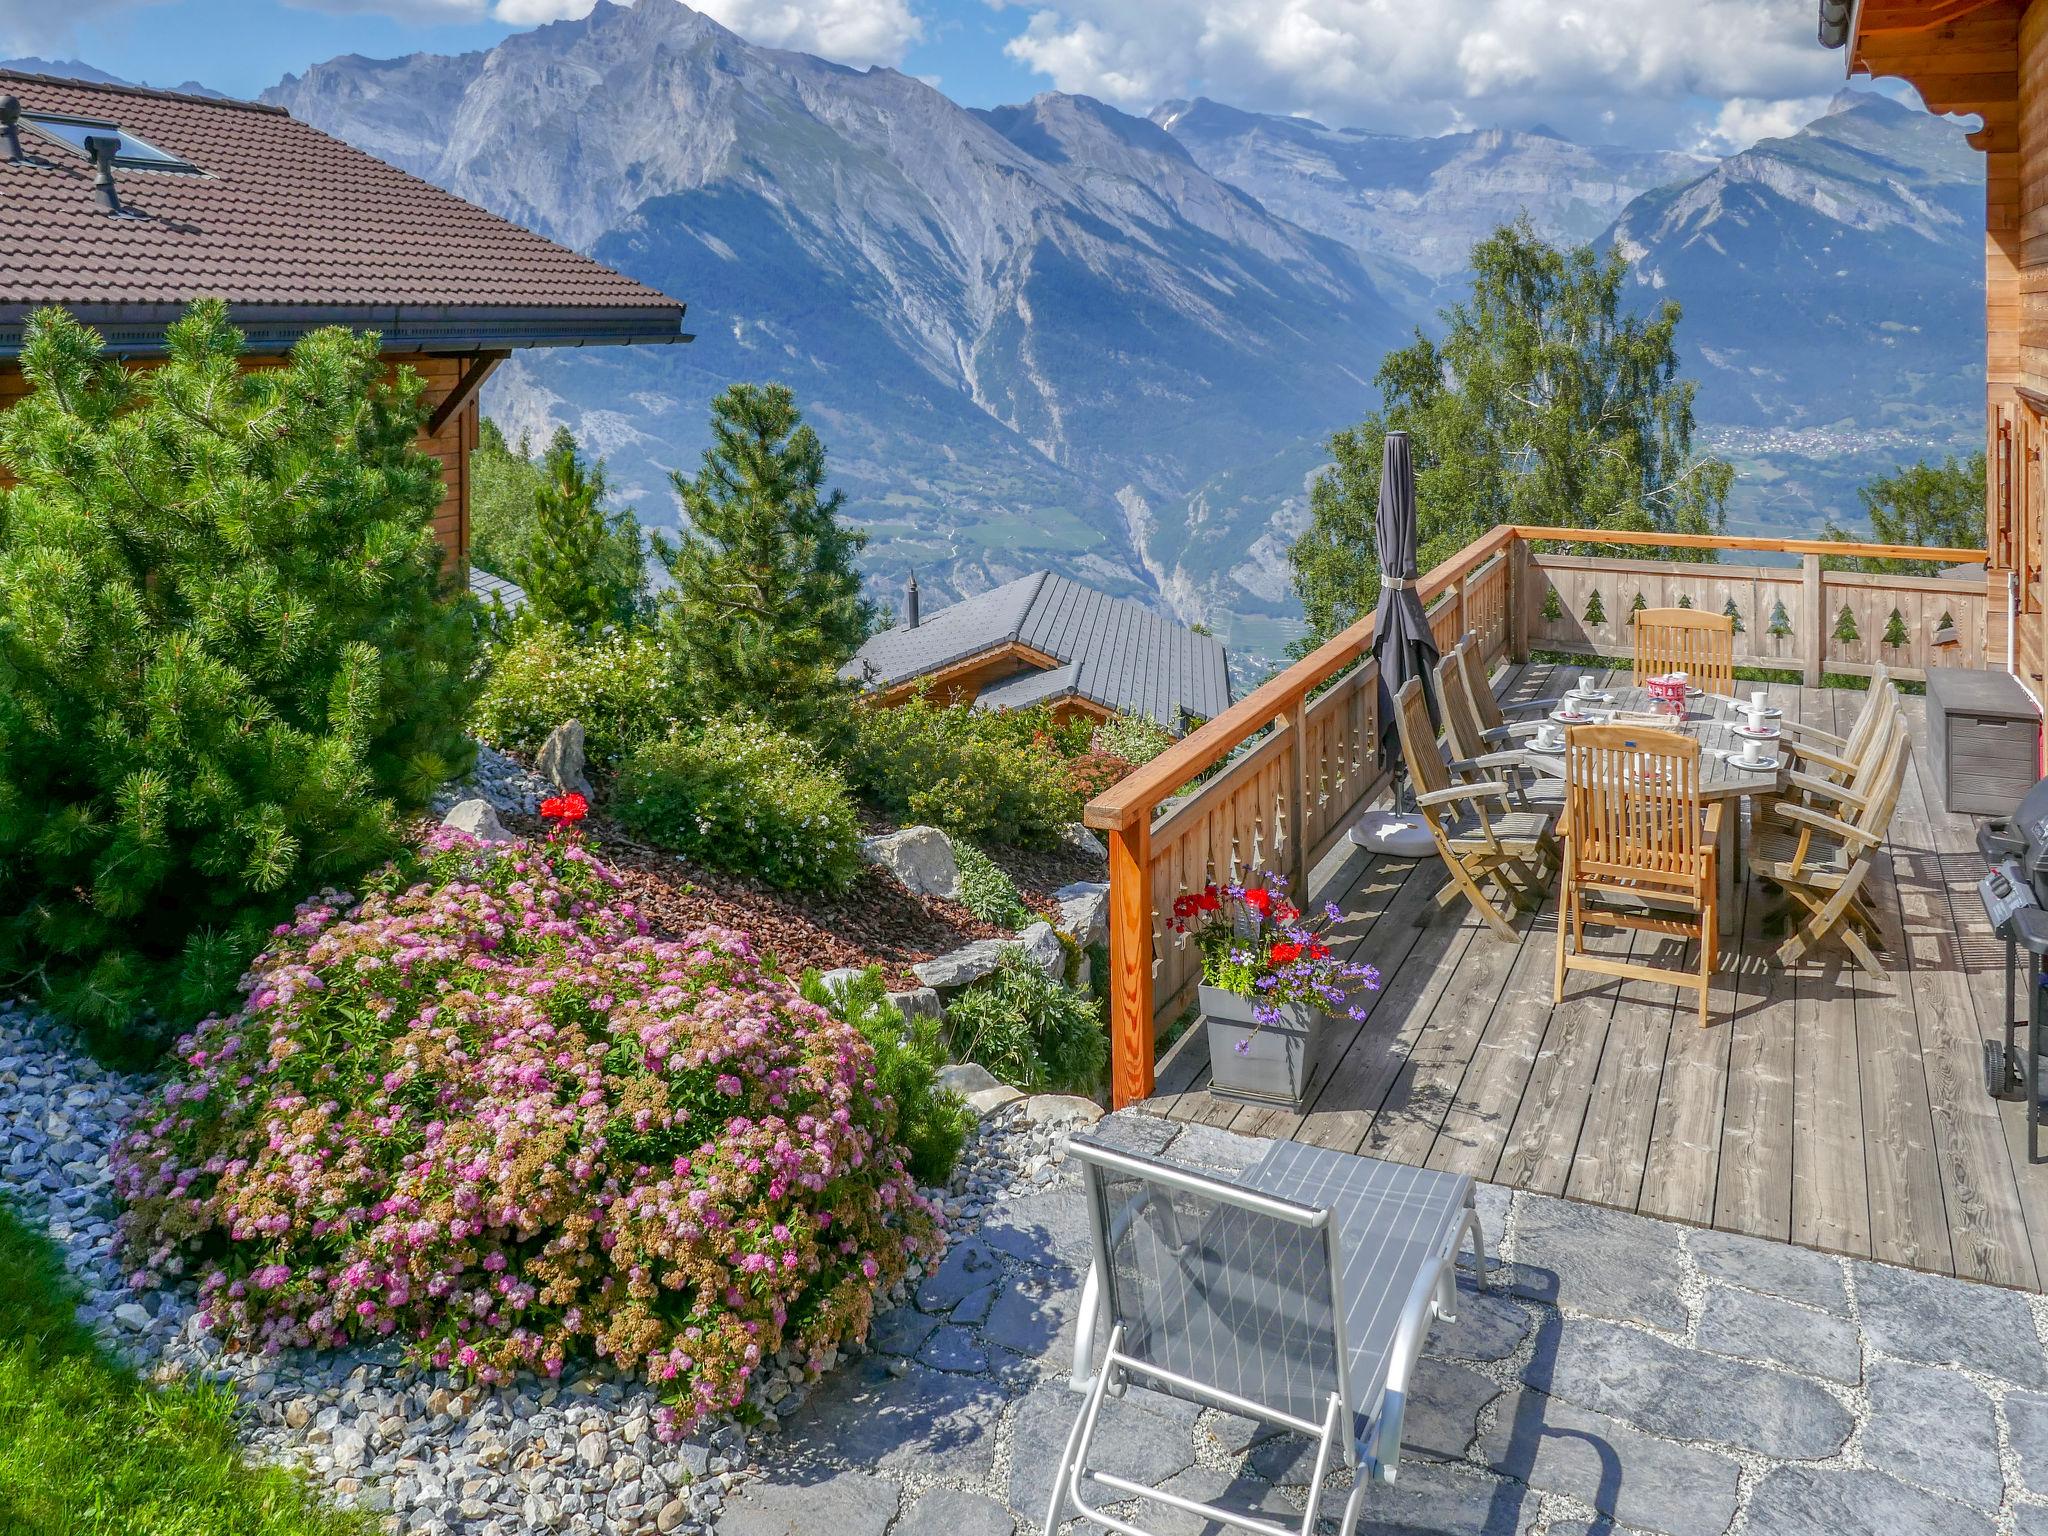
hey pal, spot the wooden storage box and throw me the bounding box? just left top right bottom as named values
left=1927, top=667, right=2040, bottom=817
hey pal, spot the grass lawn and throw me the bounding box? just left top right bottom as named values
left=0, top=1200, right=364, bottom=1536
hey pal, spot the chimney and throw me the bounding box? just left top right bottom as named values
left=905, top=570, right=920, bottom=629
left=0, top=97, right=20, bottom=164
left=84, top=132, right=122, bottom=214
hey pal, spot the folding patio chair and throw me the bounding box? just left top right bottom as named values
left=1775, top=664, right=1894, bottom=789
left=1051, top=1132, right=1487, bottom=1536
left=1437, top=646, right=1563, bottom=814
left=1393, top=675, right=1559, bottom=940
left=1631, top=607, right=1735, bottom=697
left=1450, top=635, right=1549, bottom=746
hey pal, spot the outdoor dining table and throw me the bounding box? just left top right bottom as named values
left=1505, top=686, right=1793, bottom=933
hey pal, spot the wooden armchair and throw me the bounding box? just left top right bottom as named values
left=1631, top=608, right=1734, bottom=697
left=1451, top=637, right=1547, bottom=746
left=1552, top=725, right=1722, bottom=1028
left=1750, top=703, right=1910, bottom=977
left=1393, top=675, right=1559, bottom=941
left=1436, top=646, right=1562, bottom=813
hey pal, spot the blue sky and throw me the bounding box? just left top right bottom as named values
left=8, top=0, right=1883, bottom=153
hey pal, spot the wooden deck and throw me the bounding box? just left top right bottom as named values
left=1147, top=661, right=2048, bottom=1291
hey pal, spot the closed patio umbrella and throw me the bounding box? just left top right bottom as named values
left=1351, top=431, right=1439, bottom=858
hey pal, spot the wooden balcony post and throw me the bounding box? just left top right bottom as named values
left=1800, top=553, right=1825, bottom=686
left=1508, top=533, right=1530, bottom=662
left=1285, top=696, right=1309, bottom=895
left=1106, top=817, right=1155, bottom=1108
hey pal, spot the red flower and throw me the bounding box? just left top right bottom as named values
left=1307, top=941, right=1331, bottom=961
left=1276, top=902, right=1301, bottom=923
left=539, top=792, right=589, bottom=825
left=1199, top=885, right=1221, bottom=913
left=1269, top=941, right=1302, bottom=966
left=1172, top=894, right=1200, bottom=920
left=1242, top=888, right=1273, bottom=916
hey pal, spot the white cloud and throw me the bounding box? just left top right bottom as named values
left=1698, top=92, right=1838, bottom=153
left=1002, top=0, right=1847, bottom=148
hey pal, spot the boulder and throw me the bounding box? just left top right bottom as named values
left=861, top=826, right=963, bottom=902
left=1016, top=921, right=1067, bottom=983
left=1063, top=822, right=1107, bottom=859
left=535, top=720, right=593, bottom=799
left=1053, top=881, right=1110, bottom=948
left=441, top=798, right=510, bottom=843
left=968, top=1085, right=1025, bottom=1117
left=936, top=1063, right=1002, bottom=1096
left=913, top=938, right=1014, bottom=991
left=1022, top=1093, right=1105, bottom=1127
left=816, top=966, right=867, bottom=1003
left=887, top=987, right=944, bottom=1022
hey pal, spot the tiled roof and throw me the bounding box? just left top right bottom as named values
left=845, top=571, right=1232, bottom=730
left=0, top=70, right=686, bottom=354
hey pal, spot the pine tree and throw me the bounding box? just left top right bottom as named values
left=660, top=384, right=875, bottom=746
left=0, top=302, right=479, bottom=1056
left=513, top=427, right=651, bottom=632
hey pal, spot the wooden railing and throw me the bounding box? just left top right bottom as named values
left=1083, top=526, right=1991, bottom=1109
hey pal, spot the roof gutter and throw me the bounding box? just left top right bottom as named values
left=0, top=300, right=691, bottom=358
left=1817, top=0, right=1858, bottom=52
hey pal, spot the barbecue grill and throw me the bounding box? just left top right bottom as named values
left=1979, top=774, right=2048, bottom=1161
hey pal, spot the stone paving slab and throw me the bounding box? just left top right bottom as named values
left=718, top=1109, right=2048, bottom=1536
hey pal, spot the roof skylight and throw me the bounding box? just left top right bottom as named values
left=20, top=112, right=199, bottom=174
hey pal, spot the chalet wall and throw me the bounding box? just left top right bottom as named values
left=0, top=353, right=475, bottom=577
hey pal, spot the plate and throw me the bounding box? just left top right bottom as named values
left=1550, top=708, right=1595, bottom=724
left=1734, top=705, right=1783, bottom=719
left=1567, top=688, right=1614, bottom=704
left=1732, top=723, right=1781, bottom=741
left=1729, top=753, right=1782, bottom=772
left=1686, top=687, right=1705, bottom=698
left=1526, top=740, right=1565, bottom=755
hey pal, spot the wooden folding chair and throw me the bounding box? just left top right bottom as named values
left=1775, top=665, right=1893, bottom=790
left=1552, top=725, right=1722, bottom=1028
left=1760, top=676, right=1898, bottom=826
left=1393, top=676, right=1558, bottom=941
left=1451, top=637, right=1547, bottom=747
left=1751, top=704, right=1911, bottom=977
left=1436, top=647, right=1562, bottom=813
left=1631, top=608, right=1734, bottom=697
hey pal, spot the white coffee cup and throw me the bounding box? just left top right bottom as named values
left=1749, top=689, right=1769, bottom=711
left=1579, top=674, right=1598, bottom=696
left=1538, top=722, right=1562, bottom=749
left=1740, top=733, right=1767, bottom=765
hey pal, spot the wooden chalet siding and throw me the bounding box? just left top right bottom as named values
left=0, top=352, right=475, bottom=577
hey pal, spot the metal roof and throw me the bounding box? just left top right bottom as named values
left=468, top=566, right=529, bottom=612
left=845, top=571, right=1232, bottom=730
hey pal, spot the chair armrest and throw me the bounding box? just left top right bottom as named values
left=1702, top=800, right=1725, bottom=846
left=1778, top=719, right=1847, bottom=750
left=1785, top=770, right=1867, bottom=810
left=1497, top=697, right=1557, bottom=716
left=1783, top=740, right=1857, bottom=777
left=1771, top=801, right=1882, bottom=850
left=1415, top=781, right=1512, bottom=809
left=1452, top=750, right=1531, bottom=774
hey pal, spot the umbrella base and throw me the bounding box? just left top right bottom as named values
left=1349, top=811, right=1435, bottom=859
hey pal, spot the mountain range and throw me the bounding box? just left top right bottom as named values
left=10, top=0, right=1990, bottom=667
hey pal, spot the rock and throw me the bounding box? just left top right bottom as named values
left=913, top=939, right=1015, bottom=991
left=936, top=1063, right=1002, bottom=1096
left=1525, top=1316, right=1852, bottom=1460
left=439, top=798, right=509, bottom=843
left=1744, top=1465, right=1992, bottom=1536
left=967, top=1086, right=1024, bottom=1117
left=1854, top=1258, right=2048, bottom=1387
left=1016, top=921, right=1066, bottom=982
left=891, top=1488, right=1016, bottom=1536
left=860, top=826, right=962, bottom=903
left=915, top=1325, right=988, bottom=1375
left=887, top=987, right=943, bottom=1022
left=330, top=1425, right=368, bottom=1472
left=1052, top=882, right=1110, bottom=948
left=1478, top=1388, right=1739, bottom=1536
left=777, top=1359, right=1007, bottom=1481
left=916, top=1238, right=1003, bottom=1311
left=655, top=1497, right=688, bottom=1532
left=815, top=967, right=866, bottom=1002
left=1860, top=1362, right=2002, bottom=1509
left=535, top=720, right=592, bottom=799
left=1506, top=1198, right=1688, bottom=1332
left=1688, top=1229, right=1850, bottom=1315
left=1695, top=1285, right=1861, bottom=1384
left=112, top=1301, right=151, bottom=1331
left=1020, top=1093, right=1102, bottom=1127
left=720, top=1469, right=899, bottom=1536
left=868, top=1306, right=939, bottom=1358
left=1425, top=1278, right=1531, bottom=1364
left=1008, top=1383, right=1196, bottom=1519
left=576, top=1429, right=608, bottom=1470
left=1063, top=822, right=1107, bottom=858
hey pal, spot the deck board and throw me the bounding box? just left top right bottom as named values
left=1147, top=682, right=2046, bottom=1291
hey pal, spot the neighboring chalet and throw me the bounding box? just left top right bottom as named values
left=1821, top=0, right=2047, bottom=692
left=846, top=571, right=1231, bottom=732
left=0, top=69, right=687, bottom=589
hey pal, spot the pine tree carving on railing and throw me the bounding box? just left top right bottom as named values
left=1833, top=604, right=1860, bottom=645
left=1630, top=593, right=1648, bottom=614
left=1676, top=594, right=1693, bottom=609
left=1542, top=584, right=1565, bottom=622
left=1882, top=608, right=1909, bottom=650
left=1767, top=598, right=1793, bottom=640
left=1723, top=597, right=1743, bottom=634
left=1583, top=588, right=1607, bottom=627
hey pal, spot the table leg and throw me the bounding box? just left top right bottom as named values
left=1720, top=795, right=1741, bottom=936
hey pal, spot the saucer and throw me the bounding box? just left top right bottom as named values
left=1735, top=705, right=1783, bottom=719
left=1567, top=688, right=1614, bottom=704
left=1729, top=753, right=1782, bottom=772
left=1551, top=708, right=1595, bottom=724
left=1527, top=739, right=1565, bottom=755
left=1732, top=723, right=1781, bottom=741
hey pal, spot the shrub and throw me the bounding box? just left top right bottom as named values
left=847, top=696, right=1080, bottom=848
left=113, top=834, right=942, bottom=1437
left=614, top=717, right=863, bottom=891
left=1063, top=750, right=1138, bottom=803
left=1091, top=713, right=1176, bottom=766
left=954, top=843, right=1032, bottom=928
left=944, top=952, right=1107, bottom=1093
left=0, top=301, right=480, bottom=1057
left=471, top=624, right=679, bottom=771
left=800, top=967, right=972, bottom=1185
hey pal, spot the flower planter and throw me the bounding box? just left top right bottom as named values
left=1201, top=984, right=1329, bottom=1112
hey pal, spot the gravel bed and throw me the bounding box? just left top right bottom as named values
left=0, top=1000, right=1057, bottom=1536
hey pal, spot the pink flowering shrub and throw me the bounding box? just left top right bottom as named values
left=112, top=831, right=942, bottom=1436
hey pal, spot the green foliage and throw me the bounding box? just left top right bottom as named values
left=510, top=427, right=657, bottom=632
left=471, top=624, right=679, bottom=771
left=847, top=695, right=1082, bottom=848
left=1833, top=605, right=1861, bottom=645
left=1825, top=451, right=1986, bottom=575
left=615, top=715, right=863, bottom=890
left=955, top=842, right=1032, bottom=928
left=800, top=966, right=972, bottom=1185
left=0, top=1201, right=362, bottom=1536
left=1768, top=599, right=1794, bottom=639
left=0, top=302, right=480, bottom=1057
left=660, top=385, right=875, bottom=750
left=1090, top=712, right=1176, bottom=766
left=1289, top=219, right=1732, bottom=644
left=1723, top=598, right=1744, bottom=634
left=1883, top=608, right=1910, bottom=649
left=1540, top=584, right=1565, bottom=622
left=1582, top=589, right=1607, bottom=627
left=944, top=952, right=1107, bottom=1093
